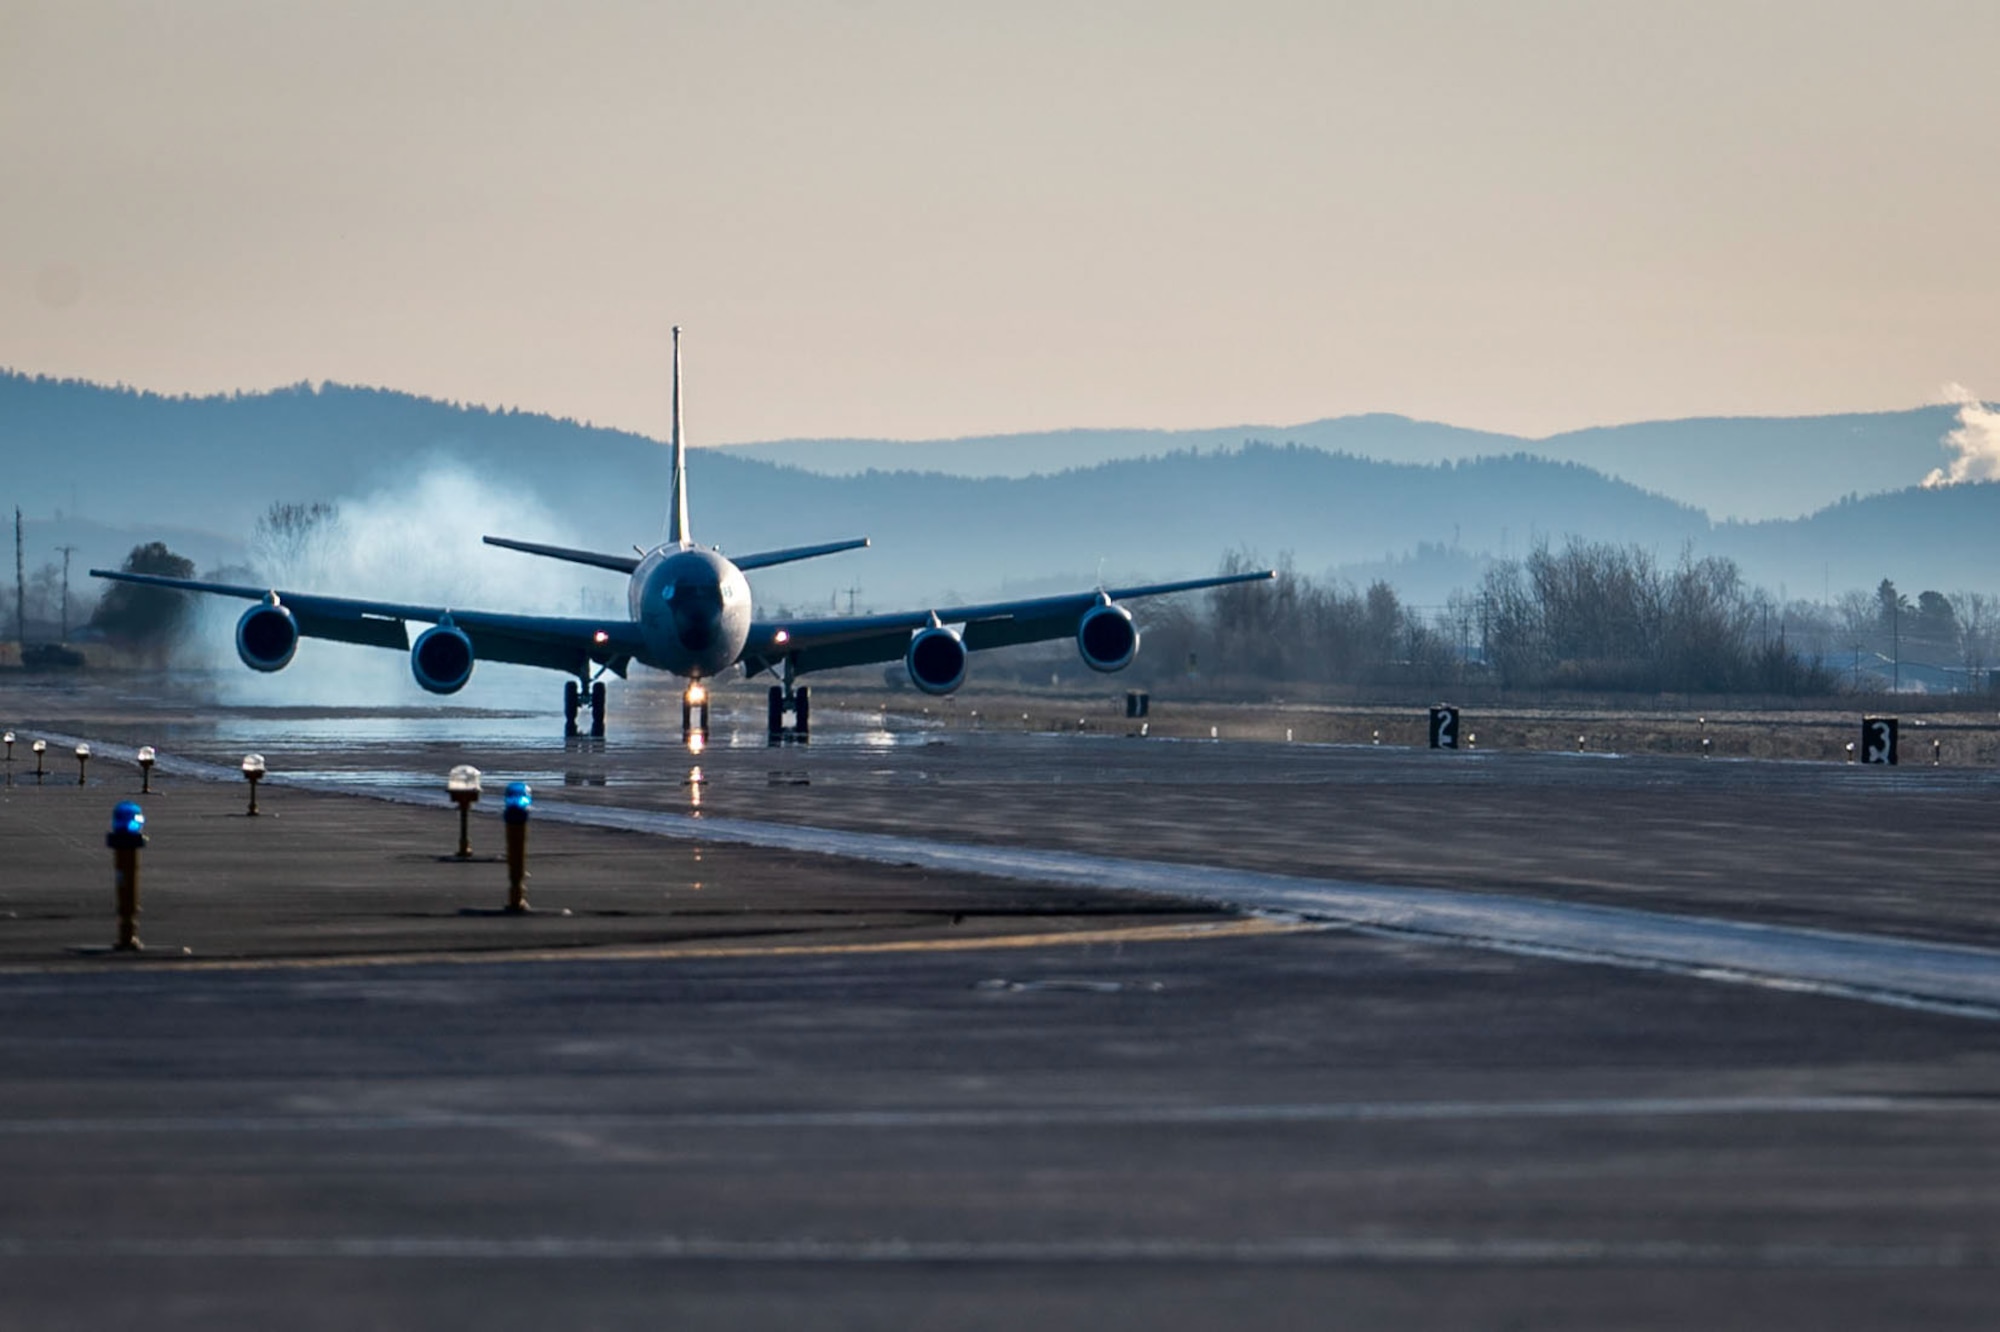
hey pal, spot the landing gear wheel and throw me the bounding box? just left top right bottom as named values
left=794, top=685, right=810, bottom=741
left=589, top=681, right=607, bottom=739
left=563, top=679, right=581, bottom=737
left=767, top=685, right=785, bottom=742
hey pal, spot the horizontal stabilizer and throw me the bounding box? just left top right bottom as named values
left=732, top=537, right=871, bottom=572
left=482, top=536, right=640, bottom=574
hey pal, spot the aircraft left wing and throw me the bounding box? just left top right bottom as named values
left=738, top=569, right=1276, bottom=678
left=88, top=571, right=648, bottom=676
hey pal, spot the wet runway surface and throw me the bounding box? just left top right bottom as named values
left=7, top=675, right=2000, bottom=1326
left=47, top=674, right=2000, bottom=949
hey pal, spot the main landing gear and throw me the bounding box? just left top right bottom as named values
left=564, top=678, right=606, bottom=738
left=767, top=683, right=810, bottom=744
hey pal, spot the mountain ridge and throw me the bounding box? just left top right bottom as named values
left=2, top=369, right=1993, bottom=615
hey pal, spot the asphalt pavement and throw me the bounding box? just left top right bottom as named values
left=4, top=675, right=2000, bottom=1328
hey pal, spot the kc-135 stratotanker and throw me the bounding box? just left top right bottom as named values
left=93, top=329, right=1276, bottom=738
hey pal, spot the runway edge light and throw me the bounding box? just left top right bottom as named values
left=105, top=801, right=148, bottom=952
left=447, top=765, right=482, bottom=860
left=503, top=782, right=532, bottom=913
left=240, top=753, right=266, bottom=816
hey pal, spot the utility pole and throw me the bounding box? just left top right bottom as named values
left=54, top=544, right=78, bottom=642
left=1893, top=599, right=1901, bottom=694
left=13, top=508, right=24, bottom=648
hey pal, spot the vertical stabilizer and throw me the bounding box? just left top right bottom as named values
left=668, top=325, right=691, bottom=547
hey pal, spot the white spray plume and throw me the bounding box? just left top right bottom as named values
left=197, top=457, right=624, bottom=708
left=1923, top=384, right=2000, bottom=488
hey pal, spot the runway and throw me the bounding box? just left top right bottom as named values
left=5, top=676, right=2000, bottom=1327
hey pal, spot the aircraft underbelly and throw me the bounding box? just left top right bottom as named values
left=641, top=604, right=748, bottom=678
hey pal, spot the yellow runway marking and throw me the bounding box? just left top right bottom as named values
left=3, top=916, right=1320, bottom=976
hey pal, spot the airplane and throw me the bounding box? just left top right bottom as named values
left=92, top=329, right=1277, bottom=738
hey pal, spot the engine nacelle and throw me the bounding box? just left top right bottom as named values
left=906, top=624, right=967, bottom=695
left=1077, top=601, right=1139, bottom=673
left=411, top=623, right=476, bottom=695
left=235, top=603, right=299, bottom=672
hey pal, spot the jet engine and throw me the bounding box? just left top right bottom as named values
left=235, top=603, right=299, bottom=672
left=411, top=623, right=476, bottom=695
left=1076, top=601, right=1139, bottom=672
left=905, top=624, right=967, bottom=695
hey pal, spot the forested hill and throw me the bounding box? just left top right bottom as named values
left=0, top=371, right=672, bottom=536
left=1, top=371, right=1703, bottom=602
left=3, top=370, right=1996, bottom=608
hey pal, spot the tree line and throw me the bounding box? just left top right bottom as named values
left=1133, top=540, right=2000, bottom=696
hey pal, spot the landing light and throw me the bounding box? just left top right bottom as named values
left=687, top=683, right=707, bottom=705
left=774, top=629, right=790, bottom=645
left=593, top=630, right=609, bottom=644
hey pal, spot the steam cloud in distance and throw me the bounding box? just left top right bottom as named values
left=1923, top=384, right=2000, bottom=488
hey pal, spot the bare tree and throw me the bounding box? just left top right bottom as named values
left=1955, top=591, right=1997, bottom=691
left=251, top=500, right=341, bottom=585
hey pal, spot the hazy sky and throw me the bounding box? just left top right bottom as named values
left=5, top=1, right=1999, bottom=443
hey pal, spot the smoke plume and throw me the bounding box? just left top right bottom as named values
left=1922, top=384, right=2000, bottom=488
left=199, top=457, right=616, bottom=707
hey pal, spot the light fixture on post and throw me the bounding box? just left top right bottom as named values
left=240, top=753, right=266, bottom=816
left=106, top=801, right=148, bottom=952
left=447, top=765, right=482, bottom=860
left=502, top=782, right=532, bottom=913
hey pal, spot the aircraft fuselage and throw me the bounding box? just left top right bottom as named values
left=630, top=544, right=752, bottom=678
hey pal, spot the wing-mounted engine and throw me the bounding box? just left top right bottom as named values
left=1077, top=600, right=1139, bottom=673
left=906, top=623, right=967, bottom=695
left=411, top=621, right=476, bottom=695
left=235, top=600, right=300, bottom=672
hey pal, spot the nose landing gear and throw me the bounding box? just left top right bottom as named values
left=564, top=678, right=607, bottom=738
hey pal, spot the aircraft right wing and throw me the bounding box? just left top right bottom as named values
left=89, top=570, right=648, bottom=676
left=737, top=569, right=1276, bottom=678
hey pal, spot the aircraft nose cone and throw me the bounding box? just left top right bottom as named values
left=667, top=580, right=721, bottom=652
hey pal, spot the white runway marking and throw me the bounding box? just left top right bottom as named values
left=519, top=797, right=2000, bottom=1021
left=0, top=1094, right=1990, bottom=1136
left=0, top=1234, right=1977, bottom=1268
